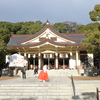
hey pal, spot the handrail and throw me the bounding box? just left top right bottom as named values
left=71, top=75, right=75, bottom=96
left=97, top=88, right=100, bottom=100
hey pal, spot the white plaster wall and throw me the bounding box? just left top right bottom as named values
left=31, top=38, right=39, bottom=42
left=69, top=59, right=75, bottom=69
left=57, top=38, right=66, bottom=42
left=69, top=52, right=76, bottom=69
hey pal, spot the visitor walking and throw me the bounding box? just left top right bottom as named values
left=34, top=66, right=38, bottom=77
left=38, top=64, right=49, bottom=82
left=21, top=66, right=26, bottom=79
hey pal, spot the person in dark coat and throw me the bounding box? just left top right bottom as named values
left=34, top=66, right=38, bottom=77
left=21, top=66, right=26, bottom=79
left=0, top=68, right=2, bottom=77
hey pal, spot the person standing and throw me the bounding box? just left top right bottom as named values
left=21, top=66, right=26, bottom=79
left=38, top=65, right=49, bottom=82
left=34, top=66, right=38, bottom=77
left=0, top=68, right=2, bottom=77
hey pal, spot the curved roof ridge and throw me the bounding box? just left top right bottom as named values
left=8, top=38, right=82, bottom=47
left=24, top=38, right=68, bottom=47
left=17, top=21, right=80, bottom=44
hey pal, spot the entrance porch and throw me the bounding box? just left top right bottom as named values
left=28, top=53, right=70, bottom=70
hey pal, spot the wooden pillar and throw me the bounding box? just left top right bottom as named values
left=63, top=58, right=65, bottom=70
left=38, top=53, right=41, bottom=70
left=76, top=50, right=78, bottom=69
left=55, top=53, right=58, bottom=70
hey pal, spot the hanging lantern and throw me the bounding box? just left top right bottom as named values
left=50, top=54, right=52, bottom=58
left=59, top=54, right=63, bottom=58
left=43, top=54, right=46, bottom=58
left=65, top=54, right=68, bottom=58
left=28, top=54, right=30, bottom=58
left=33, top=54, right=36, bottom=58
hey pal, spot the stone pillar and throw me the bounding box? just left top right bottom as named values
left=38, top=53, right=41, bottom=70
left=55, top=53, right=58, bottom=70
left=87, top=53, right=94, bottom=66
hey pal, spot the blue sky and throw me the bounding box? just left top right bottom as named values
left=0, top=0, right=100, bottom=25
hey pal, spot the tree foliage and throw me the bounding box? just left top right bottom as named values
left=76, top=22, right=100, bottom=33
left=52, top=21, right=81, bottom=33
left=52, top=23, right=67, bottom=33
left=89, top=4, right=100, bottom=21
left=62, top=21, right=81, bottom=33
left=82, top=28, right=100, bottom=54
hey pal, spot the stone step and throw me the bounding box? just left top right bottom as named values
left=0, top=82, right=99, bottom=100
left=0, top=84, right=74, bottom=99
left=0, top=92, right=73, bottom=95
left=0, top=95, right=97, bottom=99
left=0, top=89, right=98, bottom=99
left=0, top=87, right=72, bottom=90
left=17, top=69, right=79, bottom=77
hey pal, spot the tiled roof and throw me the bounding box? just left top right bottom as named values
left=7, top=21, right=86, bottom=47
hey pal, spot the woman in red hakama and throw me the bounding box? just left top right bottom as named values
left=38, top=65, right=49, bottom=82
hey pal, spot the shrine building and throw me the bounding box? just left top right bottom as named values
left=7, top=21, right=94, bottom=70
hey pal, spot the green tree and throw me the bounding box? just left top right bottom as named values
left=82, top=28, right=100, bottom=69
left=82, top=28, right=100, bottom=53
left=76, top=22, right=100, bottom=33
left=89, top=4, right=100, bottom=21
left=0, top=39, right=6, bottom=67
left=0, top=22, right=13, bottom=67
left=11, top=23, right=22, bottom=34
left=88, top=4, right=100, bottom=70
left=52, top=23, right=66, bottom=33
left=62, top=21, right=81, bottom=33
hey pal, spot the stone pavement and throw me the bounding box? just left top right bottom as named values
left=0, top=76, right=100, bottom=85
left=0, top=76, right=71, bottom=85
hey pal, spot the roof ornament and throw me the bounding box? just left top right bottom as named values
left=46, top=19, right=50, bottom=25
left=46, top=33, right=49, bottom=38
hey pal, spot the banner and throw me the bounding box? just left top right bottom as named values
left=9, top=54, right=24, bottom=67
left=69, top=59, right=75, bottom=69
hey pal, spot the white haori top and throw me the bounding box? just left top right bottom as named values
left=43, top=65, right=47, bottom=73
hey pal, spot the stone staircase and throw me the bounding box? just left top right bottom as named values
left=17, top=69, right=79, bottom=77
left=0, top=69, right=100, bottom=100
left=0, top=83, right=100, bottom=100
left=74, top=83, right=100, bottom=100
left=0, top=84, right=74, bottom=100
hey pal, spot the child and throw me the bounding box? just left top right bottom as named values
left=34, top=66, right=38, bottom=77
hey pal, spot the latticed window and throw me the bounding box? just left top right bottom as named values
left=39, top=38, right=45, bottom=41
left=51, top=37, right=57, bottom=41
